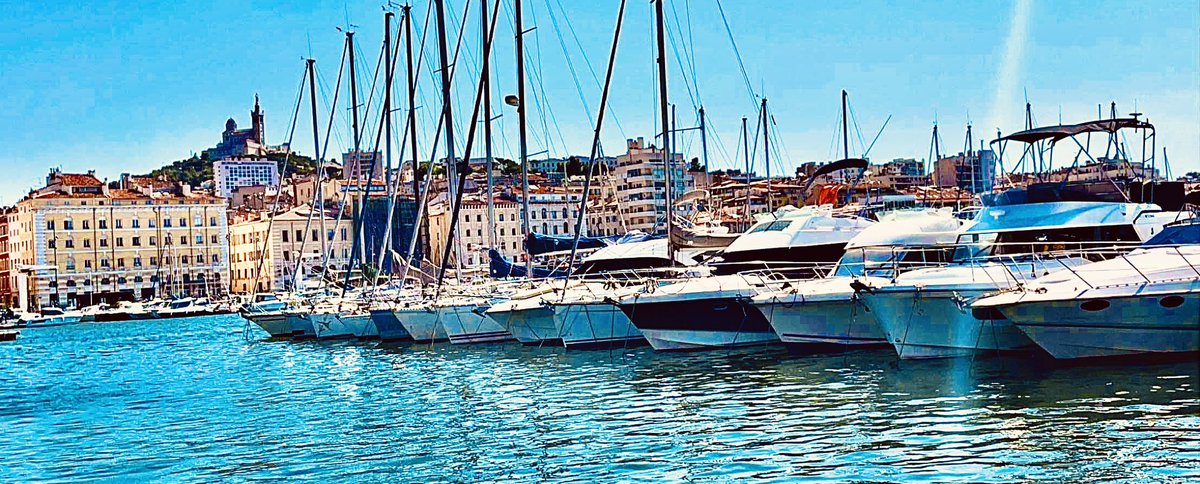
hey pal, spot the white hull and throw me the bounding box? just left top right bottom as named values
left=22, top=315, right=83, bottom=328
left=440, top=304, right=513, bottom=344
left=245, top=312, right=291, bottom=337
left=862, top=288, right=1035, bottom=359
left=640, top=328, right=778, bottom=351
left=310, top=313, right=371, bottom=340
left=493, top=306, right=559, bottom=344
left=757, top=297, right=885, bottom=347
left=553, top=302, right=643, bottom=349
left=1003, top=294, right=1200, bottom=359
left=394, top=308, right=448, bottom=342
left=286, top=313, right=316, bottom=339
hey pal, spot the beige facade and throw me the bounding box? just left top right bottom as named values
left=227, top=216, right=272, bottom=294
left=611, top=137, right=693, bottom=233
left=427, top=198, right=582, bottom=270
left=7, top=171, right=229, bottom=309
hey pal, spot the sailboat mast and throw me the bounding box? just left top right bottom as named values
left=654, top=0, right=673, bottom=264
left=699, top=106, right=709, bottom=204
left=404, top=6, right=424, bottom=263
left=376, top=11, right=397, bottom=275
left=841, top=90, right=850, bottom=160
left=762, top=97, right=771, bottom=212
left=305, top=58, right=328, bottom=291
left=434, top=0, right=459, bottom=277
left=515, top=0, right=533, bottom=277
left=742, top=116, right=750, bottom=227
left=482, top=0, right=496, bottom=250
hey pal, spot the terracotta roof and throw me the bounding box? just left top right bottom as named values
left=56, top=173, right=103, bottom=186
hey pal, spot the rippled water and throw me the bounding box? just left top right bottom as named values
left=2, top=315, right=1198, bottom=481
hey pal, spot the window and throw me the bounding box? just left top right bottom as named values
left=116, top=238, right=123, bottom=247
left=295, top=230, right=302, bottom=242
left=282, top=230, right=289, bottom=242
left=341, top=228, right=347, bottom=241
left=327, top=230, right=334, bottom=241
left=46, top=220, right=55, bottom=230
left=564, top=222, right=569, bottom=233
left=150, top=257, right=158, bottom=266
left=83, top=239, right=91, bottom=248
left=164, top=219, right=172, bottom=228
left=562, top=208, right=569, bottom=219
left=134, top=275, right=143, bottom=283
left=182, top=255, right=190, bottom=265
left=48, top=239, right=56, bottom=249
left=149, top=236, right=157, bottom=246
left=283, top=251, right=290, bottom=262
left=115, top=219, right=123, bottom=229
left=465, top=229, right=471, bottom=237
left=132, top=218, right=140, bottom=228
left=477, top=214, right=483, bottom=222
left=193, top=215, right=203, bottom=227
left=84, top=260, right=92, bottom=269
left=195, top=235, right=204, bottom=245
left=100, top=258, right=110, bottom=268
left=211, top=254, right=219, bottom=263
left=65, top=238, right=75, bottom=248
left=210, top=235, right=217, bottom=244
left=133, top=257, right=142, bottom=267
left=209, top=217, right=217, bottom=226
left=117, top=258, right=125, bottom=268
left=132, top=237, right=141, bottom=246
left=499, top=214, right=505, bottom=222
left=179, top=218, right=187, bottom=227
left=82, top=220, right=90, bottom=230
left=100, top=219, right=110, bottom=229
left=65, top=259, right=75, bottom=271
left=312, top=230, right=318, bottom=242
left=500, top=228, right=506, bottom=236
left=64, top=219, right=74, bottom=230
left=179, top=235, right=187, bottom=245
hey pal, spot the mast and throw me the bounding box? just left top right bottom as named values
left=841, top=90, right=850, bottom=160
left=931, top=123, right=941, bottom=188
left=376, top=11, right=398, bottom=275
left=699, top=106, right=709, bottom=205
left=404, top=5, right=424, bottom=265
left=346, top=30, right=371, bottom=271
left=305, top=58, right=328, bottom=290
left=515, top=0, right=532, bottom=277
left=761, top=97, right=771, bottom=212
left=964, top=124, right=974, bottom=193
left=742, top=116, right=750, bottom=228
left=482, top=0, right=496, bottom=250
left=434, top=0, right=459, bottom=278
left=654, top=0, right=673, bottom=263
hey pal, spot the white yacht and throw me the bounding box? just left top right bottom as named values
left=751, top=208, right=964, bottom=350
left=550, top=238, right=705, bottom=349
left=240, top=293, right=294, bottom=338
left=437, top=292, right=514, bottom=345
left=18, top=307, right=84, bottom=328
left=856, top=200, right=1190, bottom=359
left=618, top=205, right=875, bottom=351
left=368, top=299, right=412, bottom=342
left=973, top=222, right=1199, bottom=359
left=485, top=281, right=570, bottom=345
left=155, top=297, right=219, bottom=320
left=394, top=296, right=449, bottom=343
left=303, top=299, right=374, bottom=340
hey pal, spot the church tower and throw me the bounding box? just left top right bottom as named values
left=251, top=94, right=265, bottom=144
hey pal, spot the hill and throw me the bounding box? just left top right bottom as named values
left=147, top=152, right=322, bottom=187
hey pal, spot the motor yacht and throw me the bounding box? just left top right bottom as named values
left=972, top=222, right=1199, bottom=359
left=751, top=208, right=964, bottom=350
left=18, top=306, right=84, bottom=328
left=856, top=200, right=1190, bottom=359
left=618, top=205, right=874, bottom=351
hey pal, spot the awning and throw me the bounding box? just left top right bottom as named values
left=997, top=118, right=1153, bottom=144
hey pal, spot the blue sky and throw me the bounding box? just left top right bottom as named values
left=1, top=0, right=1197, bottom=204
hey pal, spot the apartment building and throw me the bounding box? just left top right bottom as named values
left=227, top=204, right=352, bottom=293
left=611, top=137, right=692, bottom=233
left=7, top=170, right=229, bottom=310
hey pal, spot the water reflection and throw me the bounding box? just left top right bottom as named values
left=0, top=315, right=1196, bottom=481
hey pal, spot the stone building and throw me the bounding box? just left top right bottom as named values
left=204, top=96, right=267, bottom=160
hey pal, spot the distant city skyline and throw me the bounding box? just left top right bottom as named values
left=1, top=0, right=1197, bottom=205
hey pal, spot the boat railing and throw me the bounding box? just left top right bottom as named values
left=1034, top=244, right=1200, bottom=290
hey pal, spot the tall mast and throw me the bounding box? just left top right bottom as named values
left=346, top=30, right=369, bottom=272
left=699, top=106, right=709, bottom=204
left=306, top=58, right=329, bottom=290
left=742, top=116, right=750, bottom=227
left=515, top=0, right=532, bottom=277
left=482, top=0, right=496, bottom=250
left=654, top=0, right=673, bottom=263
left=932, top=123, right=942, bottom=187
left=404, top=5, right=424, bottom=262
left=434, top=0, right=459, bottom=277
left=761, top=97, right=771, bottom=212
left=376, top=11, right=397, bottom=274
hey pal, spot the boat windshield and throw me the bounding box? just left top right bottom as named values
left=41, top=307, right=64, bottom=316
left=952, top=225, right=1141, bottom=261
left=168, top=300, right=191, bottom=309
left=255, top=294, right=280, bottom=303
left=833, top=248, right=898, bottom=277
left=748, top=220, right=792, bottom=233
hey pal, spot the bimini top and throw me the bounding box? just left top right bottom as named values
left=801, top=158, right=869, bottom=193
left=996, top=118, right=1153, bottom=144
left=575, top=238, right=699, bottom=274
left=966, top=201, right=1160, bottom=234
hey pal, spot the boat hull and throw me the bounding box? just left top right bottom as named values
left=394, top=308, right=448, bottom=343
left=757, top=296, right=887, bottom=348
left=22, top=315, right=84, bottom=328
left=370, top=309, right=411, bottom=342
left=244, top=312, right=291, bottom=338
left=308, top=313, right=367, bottom=340
left=286, top=313, right=316, bottom=339
left=619, top=297, right=777, bottom=351
left=1001, top=294, right=1200, bottom=359
left=440, top=305, right=514, bottom=345
left=493, top=306, right=560, bottom=345
left=861, top=288, right=1035, bottom=359
left=553, top=302, right=644, bottom=349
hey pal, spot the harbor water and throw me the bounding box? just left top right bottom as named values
left=2, top=314, right=1197, bottom=481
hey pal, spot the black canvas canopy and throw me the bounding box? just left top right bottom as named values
left=802, top=157, right=869, bottom=193
left=997, top=118, right=1153, bottom=144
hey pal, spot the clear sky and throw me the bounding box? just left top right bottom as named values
left=1, top=0, right=1197, bottom=205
